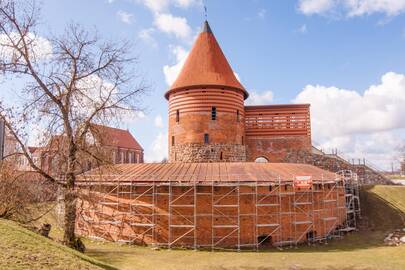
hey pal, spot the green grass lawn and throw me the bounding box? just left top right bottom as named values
left=0, top=219, right=117, bottom=270
left=3, top=185, right=405, bottom=270
left=83, top=231, right=405, bottom=270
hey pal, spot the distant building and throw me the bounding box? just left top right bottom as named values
left=0, top=119, right=19, bottom=161
left=18, top=124, right=143, bottom=174
left=90, top=124, right=144, bottom=164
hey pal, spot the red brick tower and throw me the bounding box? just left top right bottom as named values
left=165, top=21, right=249, bottom=162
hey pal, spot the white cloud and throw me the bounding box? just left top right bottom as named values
left=72, top=74, right=147, bottom=126
left=163, top=45, right=189, bottom=85
left=313, top=131, right=404, bottom=170
left=138, top=0, right=200, bottom=12
left=173, top=0, right=202, bottom=8
left=138, top=0, right=169, bottom=13
left=154, top=114, right=164, bottom=128
left=0, top=32, right=52, bottom=61
left=138, top=28, right=158, bottom=48
left=145, top=131, right=168, bottom=162
left=73, top=74, right=119, bottom=119
left=121, top=111, right=146, bottom=125
left=154, top=13, right=192, bottom=41
left=136, top=0, right=196, bottom=42
left=298, top=0, right=335, bottom=15
left=294, top=72, right=405, bottom=170
left=298, top=0, right=405, bottom=17
left=245, top=90, right=274, bottom=105
left=117, top=10, right=135, bottom=24
left=346, top=0, right=405, bottom=17
left=295, top=72, right=405, bottom=136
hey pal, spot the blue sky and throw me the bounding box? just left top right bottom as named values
left=3, top=0, right=405, bottom=170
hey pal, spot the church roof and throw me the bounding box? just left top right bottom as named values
left=165, top=21, right=248, bottom=100
left=90, top=124, right=143, bottom=151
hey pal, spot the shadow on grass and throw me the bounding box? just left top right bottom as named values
left=85, top=248, right=139, bottom=269
left=79, top=256, right=119, bottom=270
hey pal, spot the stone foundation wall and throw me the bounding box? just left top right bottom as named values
left=284, top=150, right=391, bottom=185
left=169, top=143, right=246, bottom=163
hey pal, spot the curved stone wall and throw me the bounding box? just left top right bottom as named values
left=169, top=143, right=246, bottom=162
left=168, top=87, right=245, bottom=162
left=76, top=181, right=347, bottom=249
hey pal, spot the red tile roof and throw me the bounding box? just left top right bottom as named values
left=77, top=162, right=338, bottom=184
left=165, top=21, right=248, bottom=100
left=91, top=124, right=143, bottom=151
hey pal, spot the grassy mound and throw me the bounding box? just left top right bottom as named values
left=0, top=219, right=116, bottom=270
left=360, top=185, right=405, bottom=230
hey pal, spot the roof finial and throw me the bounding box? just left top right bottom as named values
left=202, top=2, right=212, bottom=34
left=203, top=0, right=208, bottom=21
left=202, top=20, right=212, bottom=33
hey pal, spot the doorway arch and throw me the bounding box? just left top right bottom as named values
left=254, top=156, right=269, bottom=163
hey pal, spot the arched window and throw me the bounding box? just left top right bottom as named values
left=204, top=133, right=209, bottom=144
left=255, top=156, right=269, bottom=163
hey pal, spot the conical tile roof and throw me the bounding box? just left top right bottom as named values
left=165, top=21, right=248, bottom=100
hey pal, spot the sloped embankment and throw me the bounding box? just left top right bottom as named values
left=0, top=219, right=116, bottom=270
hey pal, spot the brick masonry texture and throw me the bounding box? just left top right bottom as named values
left=168, top=88, right=246, bottom=163
left=76, top=183, right=346, bottom=248
left=167, top=88, right=312, bottom=163
left=246, top=136, right=312, bottom=162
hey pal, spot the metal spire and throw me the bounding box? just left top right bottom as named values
left=202, top=2, right=212, bottom=34
left=202, top=20, right=212, bottom=33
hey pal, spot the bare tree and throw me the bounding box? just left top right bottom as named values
left=0, top=0, right=146, bottom=248
left=0, top=160, right=56, bottom=221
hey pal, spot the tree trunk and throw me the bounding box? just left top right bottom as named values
left=62, top=173, right=77, bottom=248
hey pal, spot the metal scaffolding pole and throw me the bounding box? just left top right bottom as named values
left=75, top=169, right=361, bottom=250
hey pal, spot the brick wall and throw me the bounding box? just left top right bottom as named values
left=76, top=182, right=346, bottom=248
left=168, top=88, right=245, bottom=163
left=246, top=136, right=311, bottom=162
left=244, top=104, right=312, bottom=162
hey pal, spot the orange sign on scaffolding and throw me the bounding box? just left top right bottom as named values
left=294, top=175, right=313, bottom=189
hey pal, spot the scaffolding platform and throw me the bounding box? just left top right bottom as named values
left=76, top=170, right=361, bottom=251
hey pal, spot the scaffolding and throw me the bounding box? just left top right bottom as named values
left=76, top=171, right=361, bottom=251
left=337, top=170, right=361, bottom=233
